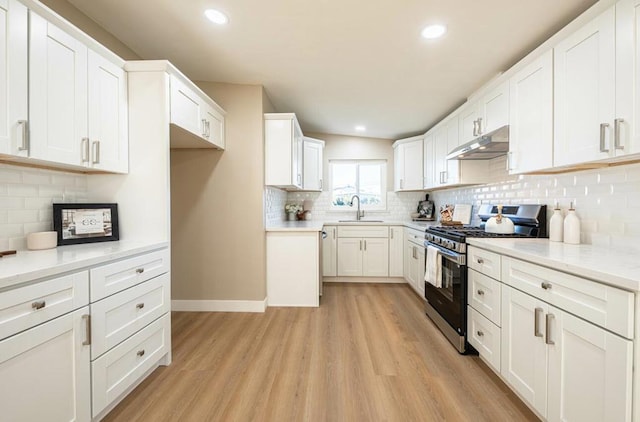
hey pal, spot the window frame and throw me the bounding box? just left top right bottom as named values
left=328, top=159, right=387, bottom=211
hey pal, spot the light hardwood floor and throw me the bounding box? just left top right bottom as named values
left=105, top=283, right=538, bottom=421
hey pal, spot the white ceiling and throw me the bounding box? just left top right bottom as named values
left=69, top=0, right=597, bottom=140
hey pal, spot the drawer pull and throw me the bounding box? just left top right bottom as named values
left=136, top=303, right=145, bottom=310
left=476, top=330, right=484, bottom=337
left=477, top=289, right=485, bottom=296
left=137, top=349, right=145, bottom=357
left=545, top=314, right=555, bottom=345
left=541, top=282, right=552, bottom=290
left=534, top=307, right=543, bottom=338
left=476, top=258, right=484, bottom=264
left=82, top=314, right=91, bottom=346
left=31, top=300, right=46, bottom=310
left=136, top=268, right=145, bottom=274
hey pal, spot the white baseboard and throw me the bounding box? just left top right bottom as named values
left=323, top=277, right=406, bottom=284
left=171, top=298, right=267, bottom=313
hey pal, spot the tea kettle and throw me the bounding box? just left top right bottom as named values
left=485, top=205, right=515, bottom=234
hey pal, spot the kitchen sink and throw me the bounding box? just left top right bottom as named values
left=338, top=220, right=384, bottom=223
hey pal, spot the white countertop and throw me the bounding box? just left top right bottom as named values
left=266, top=220, right=437, bottom=232
left=0, top=240, right=168, bottom=291
left=265, top=221, right=324, bottom=232
left=467, top=238, right=640, bottom=292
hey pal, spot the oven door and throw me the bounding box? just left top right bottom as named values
left=424, top=242, right=467, bottom=336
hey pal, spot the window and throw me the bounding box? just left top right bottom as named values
left=330, top=160, right=387, bottom=211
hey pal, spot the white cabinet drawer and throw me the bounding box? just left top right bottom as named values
left=0, top=271, right=89, bottom=341
left=92, top=313, right=170, bottom=417
left=468, top=269, right=501, bottom=326
left=90, top=248, right=169, bottom=301
left=502, top=257, right=634, bottom=339
left=338, top=225, right=388, bottom=238
left=91, top=273, right=170, bottom=359
left=405, top=227, right=424, bottom=245
left=468, top=246, right=501, bottom=280
left=468, top=306, right=501, bottom=373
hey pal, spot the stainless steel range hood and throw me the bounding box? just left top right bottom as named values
left=446, top=125, right=509, bottom=160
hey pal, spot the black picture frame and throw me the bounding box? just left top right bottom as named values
left=53, top=203, right=120, bottom=246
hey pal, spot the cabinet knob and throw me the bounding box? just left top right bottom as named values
left=31, top=300, right=46, bottom=310
left=137, top=349, right=145, bottom=357
left=477, top=330, right=484, bottom=337
left=136, top=303, right=145, bottom=310
left=136, top=268, right=145, bottom=274
left=477, top=289, right=485, bottom=296
left=476, top=258, right=484, bottom=264
left=541, top=282, right=552, bottom=290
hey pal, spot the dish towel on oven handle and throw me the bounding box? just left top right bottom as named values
left=425, top=245, right=442, bottom=288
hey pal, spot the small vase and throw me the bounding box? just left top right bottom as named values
left=287, top=212, right=296, bottom=221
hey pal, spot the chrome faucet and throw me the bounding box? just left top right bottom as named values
left=349, top=195, right=364, bottom=221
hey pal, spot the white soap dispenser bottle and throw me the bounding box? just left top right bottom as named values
left=549, top=202, right=564, bottom=242
left=563, top=202, right=581, bottom=244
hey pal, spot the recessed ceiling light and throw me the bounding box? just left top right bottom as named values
left=355, top=125, right=366, bottom=132
left=421, top=24, right=446, bottom=39
left=205, top=9, right=229, bottom=25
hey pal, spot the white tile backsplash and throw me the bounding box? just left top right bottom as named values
left=431, top=160, right=640, bottom=251
left=264, top=187, right=288, bottom=225
left=0, top=164, right=88, bottom=250
left=286, top=190, right=427, bottom=222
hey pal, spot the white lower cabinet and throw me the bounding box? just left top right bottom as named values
left=0, top=306, right=91, bottom=422
left=336, top=225, right=389, bottom=277
left=92, top=313, right=171, bottom=417
left=467, top=307, right=501, bottom=373
left=501, top=284, right=633, bottom=421
left=404, top=227, right=425, bottom=297
left=322, top=226, right=337, bottom=277
left=388, top=226, right=404, bottom=277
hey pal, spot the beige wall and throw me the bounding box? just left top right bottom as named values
left=171, top=83, right=267, bottom=301
left=305, top=132, right=395, bottom=186
left=40, top=0, right=140, bottom=60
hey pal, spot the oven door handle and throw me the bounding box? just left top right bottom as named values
left=424, top=241, right=466, bottom=266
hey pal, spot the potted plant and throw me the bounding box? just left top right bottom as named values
left=285, top=203, right=302, bottom=221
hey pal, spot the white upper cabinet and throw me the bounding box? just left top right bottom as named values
left=459, top=82, right=509, bottom=146
left=393, top=136, right=423, bottom=191
left=265, top=113, right=304, bottom=189
left=508, top=50, right=554, bottom=174
left=29, top=11, right=88, bottom=167
left=169, top=74, right=225, bottom=150
left=422, top=132, right=435, bottom=189
left=88, top=50, right=128, bottom=173
left=303, top=137, right=324, bottom=191
left=553, top=3, right=639, bottom=166
left=0, top=0, right=27, bottom=157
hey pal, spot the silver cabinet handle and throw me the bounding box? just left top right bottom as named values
left=545, top=313, right=555, bottom=345
left=476, top=258, right=484, bottom=264
left=477, top=289, right=485, bottom=296
left=202, top=119, right=207, bottom=137
left=507, top=151, right=513, bottom=171
left=297, top=174, right=301, bottom=185
left=614, top=118, right=624, bottom=150
left=472, top=119, right=478, bottom=137
left=359, top=240, right=362, bottom=251
left=412, top=246, right=417, bottom=259
left=476, top=330, right=484, bottom=337
left=91, top=141, right=100, bottom=164
left=136, top=268, right=145, bottom=274
left=31, top=300, right=46, bottom=310
left=477, top=117, right=483, bottom=135
left=17, top=120, right=29, bottom=151
left=541, top=282, right=552, bottom=290
left=137, top=349, right=145, bottom=357
left=399, top=179, right=404, bottom=190
left=442, top=171, right=448, bottom=183
left=364, top=240, right=367, bottom=251
left=599, top=123, right=610, bottom=153
left=81, top=138, right=90, bottom=162
left=136, top=303, right=145, bottom=310
left=319, top=179, right=323, bottom=190
left=333, top=228, right=336, bottom=239
left=82, top=314, right=91, bottom=346
left=390, top=229, right=393, bottom=239
left=534, top=307, right=543, bottom=337
left=206, top=120, right=211, bottom=138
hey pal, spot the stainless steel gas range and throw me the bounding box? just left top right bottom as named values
left=423, top=204, right=547, bottom=353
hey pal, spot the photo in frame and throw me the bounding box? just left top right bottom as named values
left=53, top=203, right=120, bottom=246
